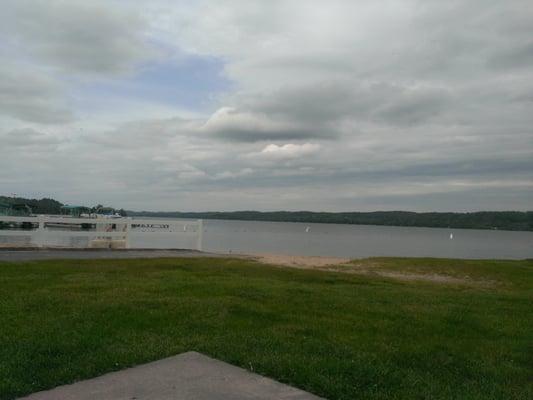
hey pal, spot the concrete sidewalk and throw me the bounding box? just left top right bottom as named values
left=0, top=249, right=242, bottom=262
left=18, top=351, right=323, bottom=400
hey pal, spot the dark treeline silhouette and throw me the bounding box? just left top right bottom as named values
left=128, top=210, right=533, bottom=232
left=0, top=196, right=63, bottom=215
left=0, top=196, right=127, bottom=216
left=2, top=196, right=530, bottom=231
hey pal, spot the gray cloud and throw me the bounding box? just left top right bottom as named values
left=205, top=82, right=456, bottom=142
left=1, top=128, right=63, bottom=148
left=201, top=106, right=335, bottom=142
left=0, top=0, right=532, bottom=211
left=1, top=0, right=151, bottom=75
left=0, top=63, right=74, bottom=123
left=83, top=118, right=192, bottom=148
left=488, top=41, right=533, bottom=71
left=375, top=87, right=452, bottom=126
left=248, top=82, right=364, bottom=123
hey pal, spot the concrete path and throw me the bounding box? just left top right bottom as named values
left=0, top=249, right=242, bottom=262
left=18, top=351, right=323, bottom=400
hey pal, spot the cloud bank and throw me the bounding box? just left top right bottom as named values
left=0, top=0, right=532, bottom=211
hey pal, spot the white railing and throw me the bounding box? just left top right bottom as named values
left=0, top=215, right=203, bottom=250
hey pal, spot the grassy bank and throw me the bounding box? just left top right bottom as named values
left=1, top=257, right=532, bottom=399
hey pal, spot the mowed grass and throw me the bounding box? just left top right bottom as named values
left=0, top=257, right=532, bottom=400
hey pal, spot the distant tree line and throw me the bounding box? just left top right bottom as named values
left=2, top=195, right=530, bottom=231
left=0, top=196, right=127, bottom=216
left=0, top=196, right=63, bottom=215
left=128, top=210, right=533, bottom=232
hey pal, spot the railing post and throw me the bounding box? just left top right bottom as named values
left=125, top=217, right=131, bottom=249
left=35, top=215, right=46, bottom=248
left=197, top=219, right=203, bottom=251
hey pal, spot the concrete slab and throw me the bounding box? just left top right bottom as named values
left=0, top=249, right=243, bottom=262
left=17, top=352, right=323, bottom=400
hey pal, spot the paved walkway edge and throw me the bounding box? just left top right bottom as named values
left=17, top=351, right=323, bottom=400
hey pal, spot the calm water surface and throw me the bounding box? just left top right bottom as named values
left=196, top=219, right=532, bottom=259
left=4, top=218, right=529, bottom=259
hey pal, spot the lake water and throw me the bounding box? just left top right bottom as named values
left=2, top=217, right=531, bottom=259
left=197, top=219, right=533, bottom=259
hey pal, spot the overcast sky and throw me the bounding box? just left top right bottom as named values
left=1, top=0, right=532, bottom=211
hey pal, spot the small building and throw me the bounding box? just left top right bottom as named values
left=0, top=201, right=10, bottom=216
left=61, top=205, right=91, bottom=218
left=0, top=202, right=33, bottom=216
left=95, top=206, right=117, bottom=216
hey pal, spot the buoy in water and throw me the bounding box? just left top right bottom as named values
left=305, top=226, right=310, bottom=233
left=449, top=233, right=454, bottom=240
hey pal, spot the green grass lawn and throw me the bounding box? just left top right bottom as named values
left=1, top=257, right=532, bottom=399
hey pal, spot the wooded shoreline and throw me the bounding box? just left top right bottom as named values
left=129, top=210, right=533, bottom=232
left=2, top=196, right=531, bottom=232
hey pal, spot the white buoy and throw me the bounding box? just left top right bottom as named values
left=305, top=226, right=310, bottom=233
left=449, top=233, right=453, bottom=240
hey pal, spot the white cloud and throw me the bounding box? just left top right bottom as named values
left=258, top=143, right=321, bottom=159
